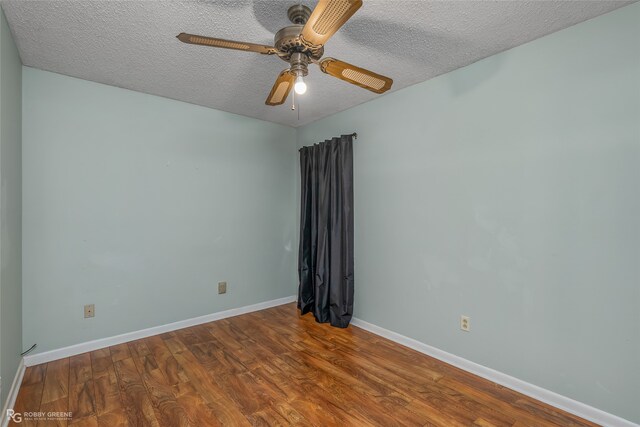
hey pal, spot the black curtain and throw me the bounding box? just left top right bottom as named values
left=298, top=134, right=354, bottom=328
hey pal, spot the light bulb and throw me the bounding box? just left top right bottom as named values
left=294, top=75, right=307, bottom=95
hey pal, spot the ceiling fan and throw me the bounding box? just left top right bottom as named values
left=177, top=0, right=393, bottom=106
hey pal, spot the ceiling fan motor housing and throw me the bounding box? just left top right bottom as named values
left=275, top=5, right=323, bottom=64
left=274, top=25, right=324, bottom=62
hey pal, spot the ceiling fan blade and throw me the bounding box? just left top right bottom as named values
left=266, top=70, right=295, bottom=106
left=177, top=33, right=278, bottom=55
left=319, top=58, right=393, bottom=94
left=301, top=0, right=362, bottom=48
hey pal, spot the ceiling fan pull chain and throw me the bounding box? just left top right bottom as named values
left=291, top=89, right=296, bottom=111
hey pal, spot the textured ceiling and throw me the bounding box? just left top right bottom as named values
left=1, top=0, right=633, bottom=127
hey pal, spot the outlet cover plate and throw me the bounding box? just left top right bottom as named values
left=218, top=281, right=227, bottom=294
left=460, top=315, right=470, bottom=332
left=84, top=304, right=95, bottom=318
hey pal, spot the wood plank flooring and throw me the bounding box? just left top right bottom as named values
left=10, top=303, right=598, bottom=426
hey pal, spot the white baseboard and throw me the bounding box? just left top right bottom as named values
left=24, top=295, right=296, bottom=367
left=1, top=358, right=26, bottom=427
left=350, top=317, right=637, bottom=427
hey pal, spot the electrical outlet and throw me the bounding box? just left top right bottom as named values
left=84, top=304, right=95, bottom=318
left=460, top=315, right=470, bottom=332
left=218, top=281, right=227, bottom=294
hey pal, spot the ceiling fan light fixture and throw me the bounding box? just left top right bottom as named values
left=294, top=75, right=307, bottom=95
left=290, top=52, right=309, bottom=95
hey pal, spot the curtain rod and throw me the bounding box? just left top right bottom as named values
left=300, top=133, right=358, bottom=151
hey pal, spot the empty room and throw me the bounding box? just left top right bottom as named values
left=0, top=0, right=638, bottom=426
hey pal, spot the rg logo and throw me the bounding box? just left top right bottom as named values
left=6, top=409, right=22, bottom=423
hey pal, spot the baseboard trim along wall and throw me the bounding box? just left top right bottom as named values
left=23, top=295, right=296, bottom=367
left=350, top=317, right=638, bottom=427
left=1, top=358, right=26, bottom=427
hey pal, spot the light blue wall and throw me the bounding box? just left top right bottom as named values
left=0, top=6, right=22, bottom=408
left=22, top=68, right=297, bottom=354
left=298, top=3, right=640, bottom=423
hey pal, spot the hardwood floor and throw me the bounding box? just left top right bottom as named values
left=10, top=303, right=598, bottom=426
